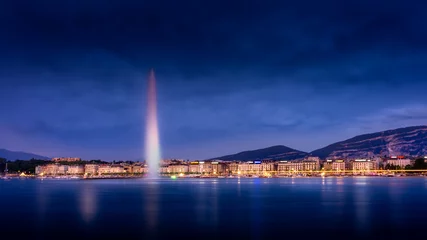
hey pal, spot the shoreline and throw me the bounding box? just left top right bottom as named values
left=3, top=174, right=427, bottom=180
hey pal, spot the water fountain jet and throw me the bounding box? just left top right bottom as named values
left=145, top=69, right=160, bottom=178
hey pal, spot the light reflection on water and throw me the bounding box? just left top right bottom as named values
left=2, top=178, right=427, bottom=240
left=196, top=179, right=207, bottom=224
left=36, top=180, right=48, bottom=225
left=388, top=178, right=404, bottom=227
left=211, top=180, right=219, bottom=226
left=144, top=179, right=159, bottom=230
left=337, top=177, right=344, bottom=185
left=353, top=178, right=369, bottom=233
left=79, top=183, right=97, bottom=223
left=237, top=178, right=241, bottom=197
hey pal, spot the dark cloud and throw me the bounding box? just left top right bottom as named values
left=2, top=0, right=426, bottom=79
left=0, top=0, right=426, bottom=159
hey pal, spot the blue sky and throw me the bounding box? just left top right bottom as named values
left=0, top=0, right=427, bottom=160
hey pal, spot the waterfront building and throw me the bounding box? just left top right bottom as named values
left=349, top=159, right=377, bottom=172
left=198, top=161, right=209, bottom=174
left=46, top=164, right=59, bottom=175
left=305, top=157, right=320, bottom=167
left=260, top=161, right=276, bottom=172
left=57, top=165, right=68, bottom=175
left=277, top=161, right=299, bottom=172
left=35, top=164, right=59, bottom=175
left=110, top=165, right=125, bottom=173
left=386, top=157, right=411, bottom=168
left=96, top=164, right=125, bottom=174
left=234, top=160, right=275, bottom=175
left=198, top=161, right=212, bottom=174
left=160, top=166, right=169, bottom=173
left=323, top=160, right=333, bottom=171
left=98, top=165, right=111, bottom=175
left=122, top=164, right=133, bottom=173
left=188, top=161, right=212, bottom=174
left=322, top=159, right=346, bottom=172
left=236, top=162, right=248, bottom=173
left=228, top=162, right=239, bottom=174
left=189, top=161, right=200, bottom=173
left=167, top=164, right=189, bottom=173
left=301, top=159, right=320, bottom=171
left=132, top=165, right=143, bottom=173
left=237, top=161, right=263, bottom=174
left=211, top=161, right=226, bottom=174
left=277, top=160, right=320, bottom=172
left=331, top=160, right=346, bottom=171
left=35, top=164, right=84, bottom=175
left=85, top=164, right=99, bottom=175
left=67, top=165, right=84, bottom=174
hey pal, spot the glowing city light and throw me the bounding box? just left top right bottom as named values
left=145, top=69, right=161, bottom=178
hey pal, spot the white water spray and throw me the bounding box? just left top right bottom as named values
left=145, top=69, right=160, bottom=178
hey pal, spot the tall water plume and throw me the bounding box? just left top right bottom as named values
left=145, top=69, right=160, bottom=178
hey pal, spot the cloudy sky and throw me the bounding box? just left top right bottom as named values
left=0, top=0, right=426, bottom=160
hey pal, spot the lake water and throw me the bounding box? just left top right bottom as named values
left=1, top=177, right=427, bottom=240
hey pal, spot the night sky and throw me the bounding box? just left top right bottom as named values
left=1, top=0, right=427, bottom=160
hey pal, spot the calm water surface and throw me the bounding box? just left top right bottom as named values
left=1, top=177, right=427, bottom=240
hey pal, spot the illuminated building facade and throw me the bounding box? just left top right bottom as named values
left=349, top=159, right=377, bottom=172
left=67, top=165, right=84, bottom=174
left=277, top=160, right=320, bottom=172
left=167, top=164, right=189, bottom=173
left=85, top=164, right=99, bottom=175
left=331, top=160, right=346, bottom=171
left=386, top=156, right=411, bottom=168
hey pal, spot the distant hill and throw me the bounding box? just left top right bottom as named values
left=209, top=126, right=427, bottom=161
left=210, top=145, right=307, bottom=161
left=0, top=149, right=50, bottom=160
left=310, top=125, right=427, bottom=159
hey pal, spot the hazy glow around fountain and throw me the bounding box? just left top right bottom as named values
left=145, top=69, right=160, bottom=178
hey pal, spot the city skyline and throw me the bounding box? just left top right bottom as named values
left=1, top=0, right=427, bottom=160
